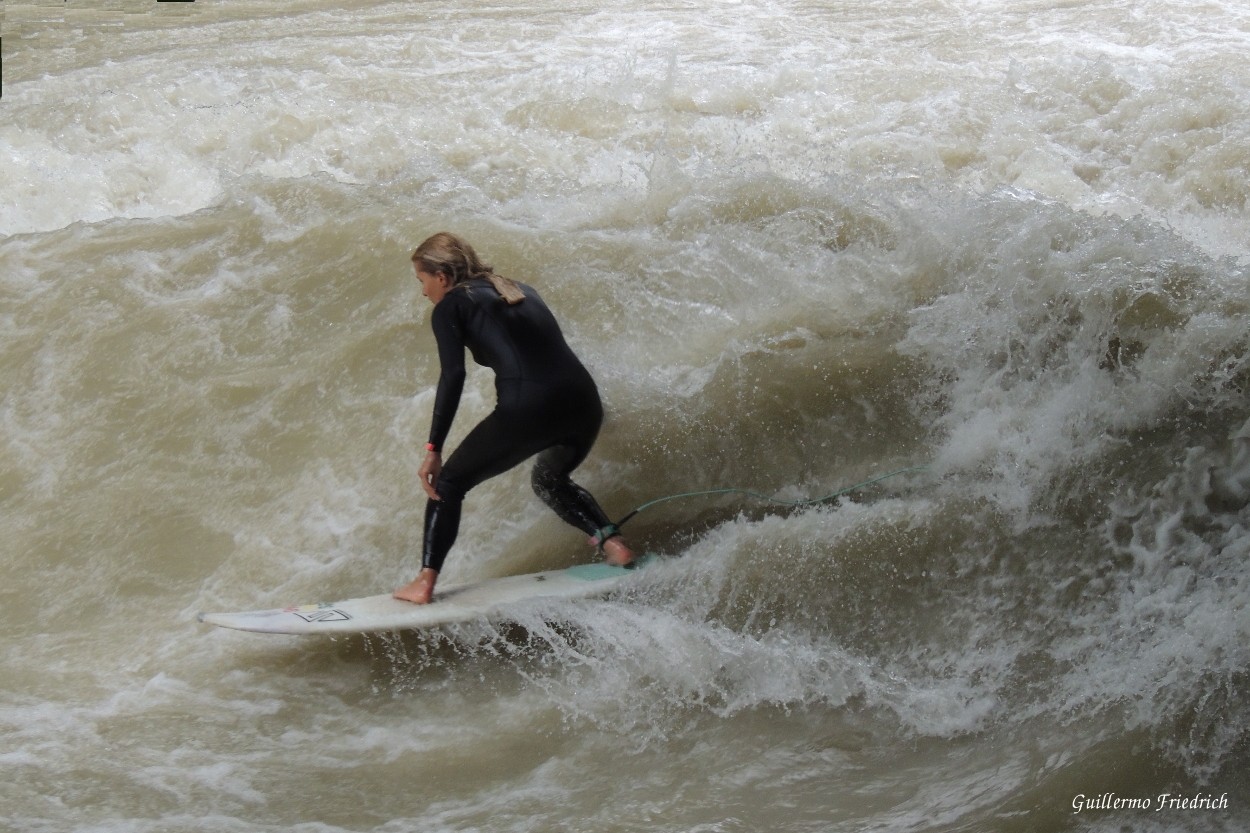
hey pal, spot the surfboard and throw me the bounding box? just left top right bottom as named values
left=197, top=557, right=655, bottom=635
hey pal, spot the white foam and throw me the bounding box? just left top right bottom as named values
left=5, top=1, right=1250, bottom=830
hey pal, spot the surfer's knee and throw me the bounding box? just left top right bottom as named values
left=433, top=475, right=466, bottom=505
left=531, top=443, right=583, bottom=496
left=530, top=459, right=561, bottom=503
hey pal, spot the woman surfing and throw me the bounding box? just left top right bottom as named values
left=395, top=233, right=636, bottom=604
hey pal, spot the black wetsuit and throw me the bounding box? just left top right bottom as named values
left=422, top=277, right=614, bottom=572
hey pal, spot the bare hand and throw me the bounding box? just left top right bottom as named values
left=419, top=451, right=443, bottom=500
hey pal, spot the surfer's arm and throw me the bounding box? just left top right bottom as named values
left=428, top=300, right=467, bottom=453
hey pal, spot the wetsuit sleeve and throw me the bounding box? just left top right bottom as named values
left=427, top=298, right=467, bottom=451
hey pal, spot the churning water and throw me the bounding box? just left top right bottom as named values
left=2, top=0, right=1248, bottom=830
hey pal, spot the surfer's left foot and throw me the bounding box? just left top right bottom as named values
left=600, top=536, right=636, bottom=568
left=394, top=568, right=438, bottom=604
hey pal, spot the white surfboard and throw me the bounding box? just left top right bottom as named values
left=198, top=557, right=655, bottom=635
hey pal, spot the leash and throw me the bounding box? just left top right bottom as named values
left=608, top=465, right=928, bottom=532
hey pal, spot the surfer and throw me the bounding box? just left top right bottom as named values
left=394, top=232, right=636, bottom=604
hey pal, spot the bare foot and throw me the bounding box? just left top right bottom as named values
left=601, top=536, right=636, bottom=567
left=393, top=568, right=438, bottom=604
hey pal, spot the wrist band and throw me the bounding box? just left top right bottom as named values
left=425, top=443, right=439, bottom=453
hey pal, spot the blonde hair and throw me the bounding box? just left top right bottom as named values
left=411, top=232, right=525, bottom=305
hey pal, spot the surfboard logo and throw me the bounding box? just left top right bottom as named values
left=285, top=603, right=353, bottom=623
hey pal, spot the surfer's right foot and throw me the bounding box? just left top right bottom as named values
left=600, top=536, right=636, bottom=568
left=394, top=568, right=438, bottom=604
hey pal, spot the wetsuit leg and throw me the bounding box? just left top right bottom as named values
left=421, top=408, right=537, bottom=572
left=421, top=497, right=460, bottom=573
left=527, top=378, right=614, bottom=536
left=530, top=442, right=613, bottom=537
left=421, top=379, right=609, bottom=572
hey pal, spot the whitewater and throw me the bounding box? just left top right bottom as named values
left=2, top=0, right=1247, bottom=831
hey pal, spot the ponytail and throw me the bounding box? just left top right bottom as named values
left=485, top=273, right=525, bottom=305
